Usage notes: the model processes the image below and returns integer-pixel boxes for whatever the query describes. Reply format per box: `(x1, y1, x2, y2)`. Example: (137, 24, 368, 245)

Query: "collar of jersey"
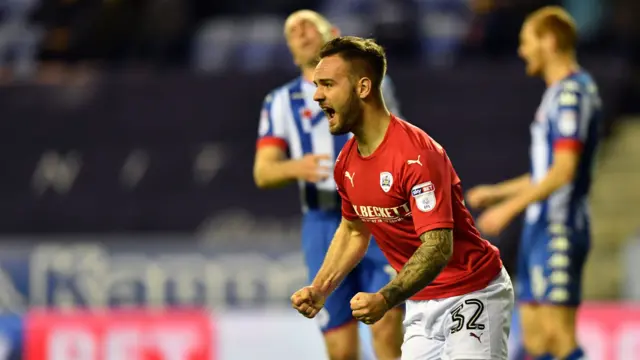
(356, 115, 396, 161)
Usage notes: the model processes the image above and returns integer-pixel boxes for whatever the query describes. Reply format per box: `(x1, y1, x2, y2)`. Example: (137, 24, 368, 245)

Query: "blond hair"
(526, 6, 578, 52)
(284, 10, 333, 40)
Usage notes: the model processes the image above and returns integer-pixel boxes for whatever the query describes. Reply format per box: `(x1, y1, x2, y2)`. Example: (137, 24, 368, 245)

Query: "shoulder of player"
(270, 80, 299, 101)
(268, 76, 303, 97)
(555, 72, 599, 97)
(393, 118, 443, 154)
(262, 80, 298, 116)
(552, 78, 588, 107)
(388, 120, 448, 185)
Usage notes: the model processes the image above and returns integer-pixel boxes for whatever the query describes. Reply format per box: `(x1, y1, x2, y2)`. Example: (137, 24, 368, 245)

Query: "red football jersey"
(335, 115, 502, 300)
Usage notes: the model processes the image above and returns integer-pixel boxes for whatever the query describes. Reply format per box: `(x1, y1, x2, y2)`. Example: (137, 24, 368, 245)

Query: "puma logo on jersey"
(470, 332, 483, 343)
(407, 155, 422, 166)
(345, 171, 355, 187)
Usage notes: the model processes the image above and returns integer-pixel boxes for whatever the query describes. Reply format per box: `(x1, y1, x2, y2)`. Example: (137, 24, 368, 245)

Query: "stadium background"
(0, 0, 639, 359)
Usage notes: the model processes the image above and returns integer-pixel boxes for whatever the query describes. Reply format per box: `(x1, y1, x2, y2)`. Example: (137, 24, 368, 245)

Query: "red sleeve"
(334, 152, 359, 221)
(553, 138, 583, 152)
(403, 150, 454, 236)
(256, 137, 288, 151)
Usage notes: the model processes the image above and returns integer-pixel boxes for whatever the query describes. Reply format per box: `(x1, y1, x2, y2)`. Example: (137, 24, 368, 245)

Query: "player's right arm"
(311, 216, 371, 295)
(466, 173, 532, 209)
(291, 167, 368, 318)
(292, 217, 370, 318)
(312, 158, 369, 295)
(253, 92, 330, 188)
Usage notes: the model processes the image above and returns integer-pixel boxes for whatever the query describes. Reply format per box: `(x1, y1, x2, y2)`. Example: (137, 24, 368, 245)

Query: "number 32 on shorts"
(449, 298, 485, 334)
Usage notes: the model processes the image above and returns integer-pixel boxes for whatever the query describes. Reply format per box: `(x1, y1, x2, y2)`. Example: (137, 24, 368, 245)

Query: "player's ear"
(541, 33, 555, 52)
(357, 77, 372, 99)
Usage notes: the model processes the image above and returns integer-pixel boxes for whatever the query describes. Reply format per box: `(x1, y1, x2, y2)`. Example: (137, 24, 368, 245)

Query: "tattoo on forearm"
(379, 229, 453, 308)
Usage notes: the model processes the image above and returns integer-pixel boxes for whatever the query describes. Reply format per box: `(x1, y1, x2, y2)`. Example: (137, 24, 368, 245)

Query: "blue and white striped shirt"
(525, 70, 602, 233)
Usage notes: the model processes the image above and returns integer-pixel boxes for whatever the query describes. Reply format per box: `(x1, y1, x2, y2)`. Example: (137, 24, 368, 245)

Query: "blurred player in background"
(292, 36, 513, 360)
(467, 6, 602, 360)
(253, 10, 403, 360)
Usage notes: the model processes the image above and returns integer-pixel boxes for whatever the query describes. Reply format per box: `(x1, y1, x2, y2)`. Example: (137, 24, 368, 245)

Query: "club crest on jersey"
(411, 181, 436, 212)
(557, 110, 577, 136)
(380, 172, 393, 192)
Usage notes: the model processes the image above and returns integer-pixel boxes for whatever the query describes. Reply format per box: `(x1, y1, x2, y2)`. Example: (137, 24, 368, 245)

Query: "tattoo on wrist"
(379, 229, 453, 308)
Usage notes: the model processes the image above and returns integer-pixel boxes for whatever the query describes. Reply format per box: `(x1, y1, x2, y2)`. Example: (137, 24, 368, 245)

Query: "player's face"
(518, 22, 545, 76)
(285, 18, 328, 68)
(313, 56, 362, 135)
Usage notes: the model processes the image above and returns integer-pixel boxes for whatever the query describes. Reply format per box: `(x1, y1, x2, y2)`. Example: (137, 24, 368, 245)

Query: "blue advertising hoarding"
(0, 240, 306, 310)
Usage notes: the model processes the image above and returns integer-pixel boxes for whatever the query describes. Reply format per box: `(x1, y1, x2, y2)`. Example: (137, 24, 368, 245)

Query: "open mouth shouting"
(321, 105, 336, 121)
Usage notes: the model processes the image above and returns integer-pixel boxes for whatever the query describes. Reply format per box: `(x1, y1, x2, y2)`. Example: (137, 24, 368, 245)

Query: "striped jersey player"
(467, 7, 601, 360)
(253, 10, 404, 360)
(520, 69, 601, 303)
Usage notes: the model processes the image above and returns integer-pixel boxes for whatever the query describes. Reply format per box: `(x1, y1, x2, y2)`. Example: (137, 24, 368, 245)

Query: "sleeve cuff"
(415, 221, 454, 236)
(553, 138, 583, 152)
(257, 136, 288, 151)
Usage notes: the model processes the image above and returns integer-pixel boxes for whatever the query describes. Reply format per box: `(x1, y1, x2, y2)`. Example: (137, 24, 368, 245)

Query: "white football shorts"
(401, 267, 514, 360)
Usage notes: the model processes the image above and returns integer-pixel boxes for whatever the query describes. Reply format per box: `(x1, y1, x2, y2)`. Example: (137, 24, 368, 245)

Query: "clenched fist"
(350, 292, 389, 325)
(291, 286, 326, 318)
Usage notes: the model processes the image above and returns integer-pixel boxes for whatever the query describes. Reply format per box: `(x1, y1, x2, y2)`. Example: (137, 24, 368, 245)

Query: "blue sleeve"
(550, 82, 590, 147)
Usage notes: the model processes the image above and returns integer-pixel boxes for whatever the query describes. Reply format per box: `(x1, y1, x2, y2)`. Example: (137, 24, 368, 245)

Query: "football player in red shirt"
(291, 36, 514, 360)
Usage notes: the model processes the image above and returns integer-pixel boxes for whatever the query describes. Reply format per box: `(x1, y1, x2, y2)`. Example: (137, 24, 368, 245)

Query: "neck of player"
(544, 53, 579, 86)
(353, 97, 391, 157)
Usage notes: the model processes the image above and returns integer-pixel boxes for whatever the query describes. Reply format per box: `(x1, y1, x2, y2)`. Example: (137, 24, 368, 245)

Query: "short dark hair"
(318, 36, 387, 89)
(528, 6, 578, 52)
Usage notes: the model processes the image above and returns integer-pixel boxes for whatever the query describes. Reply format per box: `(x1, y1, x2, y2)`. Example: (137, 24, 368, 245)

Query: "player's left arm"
(379, 228, 453, 308)
(501, 87, 588, 214)
(378, 149, 455, 308)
